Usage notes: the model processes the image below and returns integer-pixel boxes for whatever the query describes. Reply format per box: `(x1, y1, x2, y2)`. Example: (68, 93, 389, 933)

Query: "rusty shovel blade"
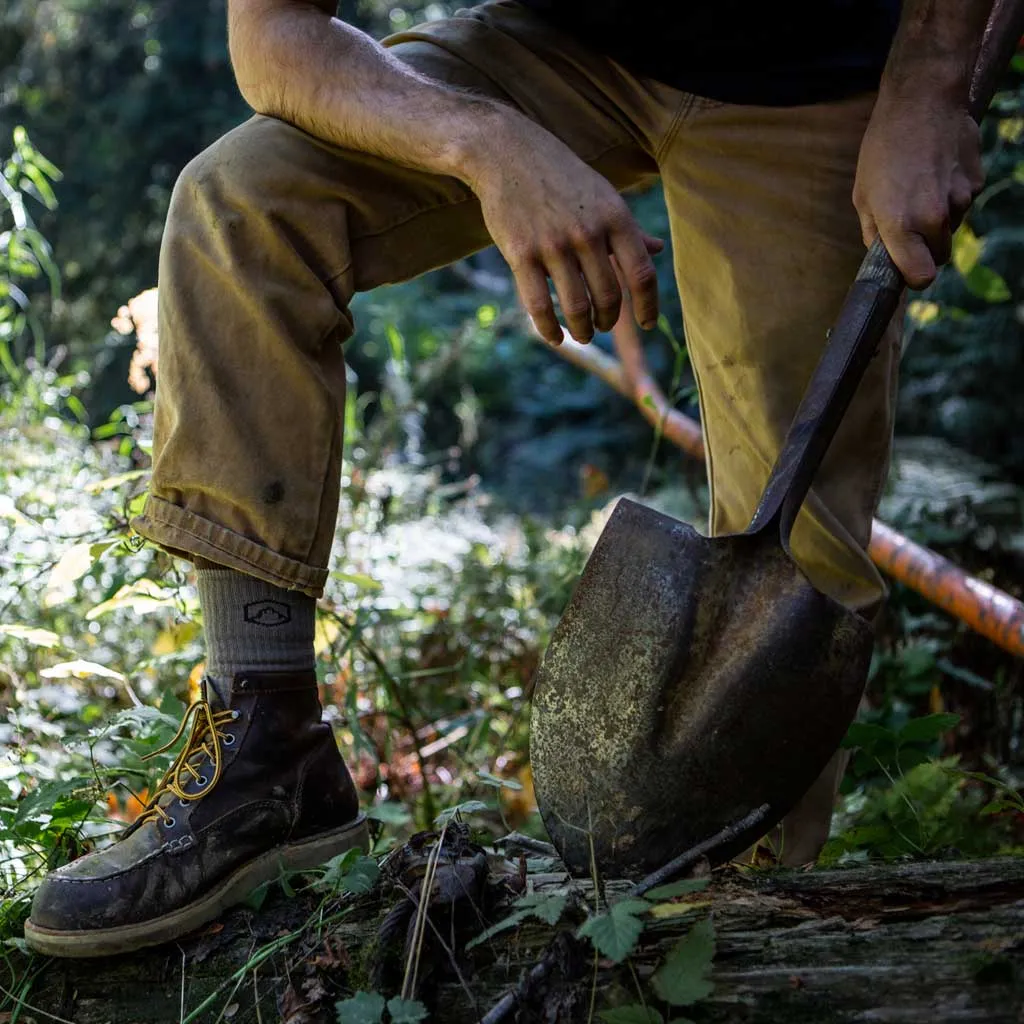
(530, 497, 873, 876)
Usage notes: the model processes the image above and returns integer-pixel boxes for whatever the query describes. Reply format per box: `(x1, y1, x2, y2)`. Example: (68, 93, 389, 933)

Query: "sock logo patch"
(243, 600, 292, 627)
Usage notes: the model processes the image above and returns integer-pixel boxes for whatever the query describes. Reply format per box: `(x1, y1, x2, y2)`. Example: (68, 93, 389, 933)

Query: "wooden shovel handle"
(747, 0, 1024, 546)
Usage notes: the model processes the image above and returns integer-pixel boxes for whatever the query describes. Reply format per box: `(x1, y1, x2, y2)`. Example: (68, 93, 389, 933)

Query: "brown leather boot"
(24, 670, 367, 957)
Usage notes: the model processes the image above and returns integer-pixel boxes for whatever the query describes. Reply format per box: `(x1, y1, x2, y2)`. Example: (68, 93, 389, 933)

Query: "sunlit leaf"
(86, 579, 176, 620)
(40, 660, 125, 682)
(84, 469, 149, 494)
(0, 625, 62, 648)
(47, 542, 96, 588)
(647, 900, 712, 920)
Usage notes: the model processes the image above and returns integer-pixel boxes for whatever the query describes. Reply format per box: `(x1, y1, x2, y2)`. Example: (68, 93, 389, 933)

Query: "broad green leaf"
(40, 659, 125, 682)
(576, 899, 650, 963)
(599, 1006, 664, 1024)
(434, 800, 490, 826)
(0, 625, 62, 648)
(386, 997, 429, 1023)
(643, 879, 710, 901)
(963, 264, 1011, 303)
(86, 579, 176, 620)
(651, 918, 716, 1007)
(48, 542, 96, 588)
(335, 991, 385, 1024)
(367, 802, 413, 827)
(899, 713, 960, 745)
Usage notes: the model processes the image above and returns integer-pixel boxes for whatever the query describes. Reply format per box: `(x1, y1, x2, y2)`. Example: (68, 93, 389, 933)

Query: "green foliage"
(599, 1007, 666, 1024)
(334, 991, 429, 1024)
(466, 891, 569, 948)
(576, 898, 652, 964)
(336, 991, 387, 1024)
(0, 127, 61, 380)
(650, 919, 716, 1007)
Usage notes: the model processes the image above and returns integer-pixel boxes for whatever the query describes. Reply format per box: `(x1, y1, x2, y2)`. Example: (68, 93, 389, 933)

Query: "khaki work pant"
(133, 2, 901, 862)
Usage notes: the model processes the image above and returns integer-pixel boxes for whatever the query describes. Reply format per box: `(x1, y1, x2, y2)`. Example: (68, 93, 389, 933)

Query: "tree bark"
(9, 855, 1024, 1024)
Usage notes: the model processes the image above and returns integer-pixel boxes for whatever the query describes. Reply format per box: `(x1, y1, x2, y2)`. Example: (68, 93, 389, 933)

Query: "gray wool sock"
(196, 568, 316, 706)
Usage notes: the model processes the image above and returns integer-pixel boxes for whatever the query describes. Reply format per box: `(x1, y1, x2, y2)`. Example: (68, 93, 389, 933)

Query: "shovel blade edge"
(530, 497, 873, 877)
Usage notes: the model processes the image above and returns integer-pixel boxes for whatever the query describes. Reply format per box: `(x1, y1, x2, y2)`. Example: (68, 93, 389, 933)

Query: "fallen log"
(9, 848, 1024, 1024)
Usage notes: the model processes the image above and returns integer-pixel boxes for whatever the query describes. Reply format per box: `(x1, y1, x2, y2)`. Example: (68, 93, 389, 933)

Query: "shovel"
(530, 0, 1024, 879)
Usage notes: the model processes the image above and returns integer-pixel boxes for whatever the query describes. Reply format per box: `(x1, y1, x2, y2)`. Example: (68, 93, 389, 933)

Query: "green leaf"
(386, 997, 429, 1023)
(476, 770, 523, 791)
(335, 991, 385, 1024)
(330, 571, 384, 592)
(367, 802, 413, 827)
(651, 918, 716, 1007)
(898, 713, 960, 745)
(896, 747, 931, 773)
(466, 892, 568, 949)
(434, 800, 490, 827)
(319, 852, 380, 896)
(643, 879, 710, 901)
(599, 1006, 664, 1024)
(952, 222, 983, 276)
(842, 722, 897, 754)
(963, 263, 1011, 302)
(576, 899, 650, 963)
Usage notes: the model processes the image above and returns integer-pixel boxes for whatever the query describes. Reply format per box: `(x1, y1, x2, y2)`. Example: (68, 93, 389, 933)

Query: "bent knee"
(169, 115, 313, 220)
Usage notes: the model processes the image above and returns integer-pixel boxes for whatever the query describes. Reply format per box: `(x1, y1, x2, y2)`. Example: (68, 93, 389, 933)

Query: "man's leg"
(660, 92, 902, 865)
(25, 3, 681, 955)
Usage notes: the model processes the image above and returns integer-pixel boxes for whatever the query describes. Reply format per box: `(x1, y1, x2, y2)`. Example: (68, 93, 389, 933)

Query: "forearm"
(881, 0, 996, 103)
(227, 0, 519, 184)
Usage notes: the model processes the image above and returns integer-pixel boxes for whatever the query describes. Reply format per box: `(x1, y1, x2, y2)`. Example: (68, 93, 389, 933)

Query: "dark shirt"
(515, 1, 902, 106)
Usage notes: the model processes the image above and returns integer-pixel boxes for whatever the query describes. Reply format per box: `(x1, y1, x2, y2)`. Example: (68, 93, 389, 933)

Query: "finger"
(642, 233, 665, 255)
(576, 244, 622, 333)
(548, 251, 595, 342)
(610, 227, 660, 329)
(961, 121, 986, 194)
(858, 209, 879, 249)
(879, 223, 938, 290)
(949, 177, 974, 230)
(515, 259, 562, 344)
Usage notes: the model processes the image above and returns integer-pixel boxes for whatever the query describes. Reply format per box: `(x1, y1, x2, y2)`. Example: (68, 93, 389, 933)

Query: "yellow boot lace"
(135, 700, 241, 827)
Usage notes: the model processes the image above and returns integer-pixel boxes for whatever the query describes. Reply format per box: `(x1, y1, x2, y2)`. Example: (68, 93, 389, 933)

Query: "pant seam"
(655, 92, 697, 165)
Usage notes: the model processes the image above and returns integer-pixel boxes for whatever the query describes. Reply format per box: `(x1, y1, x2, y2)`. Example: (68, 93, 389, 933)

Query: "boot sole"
(23, 814, 369, 958)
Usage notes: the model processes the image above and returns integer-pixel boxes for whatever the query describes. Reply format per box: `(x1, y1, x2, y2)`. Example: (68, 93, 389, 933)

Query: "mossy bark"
(8, 856, 1024, 1023)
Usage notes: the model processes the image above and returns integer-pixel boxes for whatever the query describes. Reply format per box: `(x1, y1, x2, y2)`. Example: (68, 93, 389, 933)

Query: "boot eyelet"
(164, 817, 176, 829)
(178, 799, 188, 809)
(198, 775, 209, 787)
(222, 734, 236, 746)
(231, 710, 240, 720)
